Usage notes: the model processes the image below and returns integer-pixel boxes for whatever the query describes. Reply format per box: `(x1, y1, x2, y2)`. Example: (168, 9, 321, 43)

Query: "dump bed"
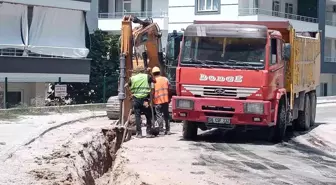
(290, 32, 320, 95)
(194, 20, 321, 95)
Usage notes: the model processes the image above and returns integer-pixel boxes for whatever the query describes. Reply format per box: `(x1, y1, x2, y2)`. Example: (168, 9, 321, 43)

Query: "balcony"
(98, 11, 169, 32)
(325, 57, 336, 63)
(239, 8, 336, 38)
(0, 47, 90, 83)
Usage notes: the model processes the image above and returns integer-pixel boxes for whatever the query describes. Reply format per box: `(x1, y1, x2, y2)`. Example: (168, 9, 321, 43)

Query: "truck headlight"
(176, 99, 194, 110)
(244, 103, 264, 114)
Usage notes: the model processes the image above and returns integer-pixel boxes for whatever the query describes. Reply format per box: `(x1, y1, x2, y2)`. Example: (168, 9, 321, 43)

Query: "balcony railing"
(0, 48, 85, 59)
(325, 56, 336, 63)
(239, 8, 336, 26)
(98, 11, 168, 19)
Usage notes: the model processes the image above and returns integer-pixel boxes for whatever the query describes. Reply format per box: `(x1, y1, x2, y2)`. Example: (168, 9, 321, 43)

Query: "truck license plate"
(207, 117, 231, 124)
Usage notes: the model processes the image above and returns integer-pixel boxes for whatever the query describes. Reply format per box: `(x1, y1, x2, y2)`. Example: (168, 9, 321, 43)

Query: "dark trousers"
(132, 97, 152, 133)
(154, 102, 170, 131)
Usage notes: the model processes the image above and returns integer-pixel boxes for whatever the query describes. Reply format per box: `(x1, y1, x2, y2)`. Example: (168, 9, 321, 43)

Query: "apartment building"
(94, 0, 169, 45)
(95, 0, 336, 96)
(0, 0, 91, 108)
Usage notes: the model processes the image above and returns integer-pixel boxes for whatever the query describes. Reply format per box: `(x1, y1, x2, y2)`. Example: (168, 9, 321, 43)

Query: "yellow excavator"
(117, 15, 165, 137)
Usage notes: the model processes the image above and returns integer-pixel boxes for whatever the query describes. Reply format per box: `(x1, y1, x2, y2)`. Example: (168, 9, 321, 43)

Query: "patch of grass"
(0, 112, 20, 121)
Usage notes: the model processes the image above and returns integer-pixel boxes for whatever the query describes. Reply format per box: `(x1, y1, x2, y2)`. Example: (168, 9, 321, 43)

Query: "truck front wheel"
(182, 121, 198, 140)
(271, 100, 287, 143)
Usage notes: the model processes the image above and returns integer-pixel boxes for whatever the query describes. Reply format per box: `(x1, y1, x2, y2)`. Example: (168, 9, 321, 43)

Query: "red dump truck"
(172, 21, 321, 142)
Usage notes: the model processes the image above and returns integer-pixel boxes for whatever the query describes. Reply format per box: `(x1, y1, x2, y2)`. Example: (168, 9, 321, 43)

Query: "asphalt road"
(113, 104, 336, 185)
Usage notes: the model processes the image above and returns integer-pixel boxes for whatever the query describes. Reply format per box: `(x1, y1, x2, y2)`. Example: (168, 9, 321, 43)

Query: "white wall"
(168, 0, 242, 31)
(0, 82, 47, 107)
(98, 17, 168, 31)
(317, 73, 336, 96)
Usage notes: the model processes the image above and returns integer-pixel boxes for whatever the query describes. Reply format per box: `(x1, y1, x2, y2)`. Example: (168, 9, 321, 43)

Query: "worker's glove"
(143, 101, 149, 108)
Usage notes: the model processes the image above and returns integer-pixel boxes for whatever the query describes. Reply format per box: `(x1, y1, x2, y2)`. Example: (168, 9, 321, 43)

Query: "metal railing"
(98, 11, 168, 19)
(239, 8, 336, 26)
(325, 56, 336, 63)
(0, 47, 87, 59)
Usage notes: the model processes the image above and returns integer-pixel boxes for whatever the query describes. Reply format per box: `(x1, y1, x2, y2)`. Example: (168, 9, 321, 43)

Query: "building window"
(285, 3, 293, 19)
(320, 83, 328, 96)
(141, 0, 152, 17)
(195, 0, 220, 14)
(254, 0, 259, 9)
(272, 1, 280, 17)
(123, 0, 131, 13)
(98, 0, 109, 14)
(7, 91, 22, 108)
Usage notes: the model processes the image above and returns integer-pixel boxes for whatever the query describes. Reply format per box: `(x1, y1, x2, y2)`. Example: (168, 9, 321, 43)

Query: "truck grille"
(204, 87, 237, 97)
(182, 85, 259, 98)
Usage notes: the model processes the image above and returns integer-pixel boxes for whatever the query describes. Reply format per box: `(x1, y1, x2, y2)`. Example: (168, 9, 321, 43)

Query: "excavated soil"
(27, 127, 123, 185)
(0, 117, 132, 185)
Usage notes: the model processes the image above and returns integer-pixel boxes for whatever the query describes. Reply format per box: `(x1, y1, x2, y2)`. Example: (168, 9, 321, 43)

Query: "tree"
(47, 30, 120, 104)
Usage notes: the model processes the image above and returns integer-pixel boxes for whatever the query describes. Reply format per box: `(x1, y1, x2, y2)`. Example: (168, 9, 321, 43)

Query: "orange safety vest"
(153, 76, 169, 105)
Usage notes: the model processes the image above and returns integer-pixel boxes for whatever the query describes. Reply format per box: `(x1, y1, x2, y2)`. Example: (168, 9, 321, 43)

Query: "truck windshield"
(180, 36, 266, 69)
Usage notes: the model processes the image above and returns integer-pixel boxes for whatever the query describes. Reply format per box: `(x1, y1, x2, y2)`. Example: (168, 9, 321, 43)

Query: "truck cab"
(172, 22, 320, 142)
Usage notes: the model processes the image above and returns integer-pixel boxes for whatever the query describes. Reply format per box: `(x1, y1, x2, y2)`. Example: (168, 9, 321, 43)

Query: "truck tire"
(271, 100, 287, 143)
(309, 92, 317, 127)
(182, 121, 198, 140)
(295, 94, 311, 131)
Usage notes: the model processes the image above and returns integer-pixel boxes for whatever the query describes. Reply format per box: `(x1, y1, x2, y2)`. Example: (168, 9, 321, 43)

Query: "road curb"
(317, 101, 336, 105)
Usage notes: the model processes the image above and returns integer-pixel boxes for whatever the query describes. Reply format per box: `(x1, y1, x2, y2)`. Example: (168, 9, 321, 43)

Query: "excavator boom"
(117, 15, 165, 126)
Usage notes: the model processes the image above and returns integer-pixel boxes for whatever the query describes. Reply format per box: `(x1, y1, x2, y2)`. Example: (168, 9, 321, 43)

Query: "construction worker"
(152, 66, 171, 135)
(127, 66, 156, 138)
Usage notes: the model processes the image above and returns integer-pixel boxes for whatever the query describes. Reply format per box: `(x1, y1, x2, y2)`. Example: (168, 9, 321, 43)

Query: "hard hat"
(152, 66, 160, 73)
(133, 66, 145, 73)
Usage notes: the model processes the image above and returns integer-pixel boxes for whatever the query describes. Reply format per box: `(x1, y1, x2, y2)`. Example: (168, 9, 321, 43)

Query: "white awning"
(0, 3, 28, 50)
(28, 6, 89, 58)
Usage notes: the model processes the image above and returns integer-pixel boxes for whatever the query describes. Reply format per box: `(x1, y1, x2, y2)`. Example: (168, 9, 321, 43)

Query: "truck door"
(269, 38, 285, 93)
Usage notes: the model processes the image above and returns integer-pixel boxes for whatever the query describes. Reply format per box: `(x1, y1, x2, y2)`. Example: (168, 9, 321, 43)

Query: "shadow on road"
(179, 122, 327, 146)
(179, 122, 336, 161)
(283, 122, 326, 142)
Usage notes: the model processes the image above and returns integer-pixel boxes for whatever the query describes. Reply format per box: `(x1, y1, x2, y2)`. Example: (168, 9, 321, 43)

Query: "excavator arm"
(118, 15, 165, 126)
